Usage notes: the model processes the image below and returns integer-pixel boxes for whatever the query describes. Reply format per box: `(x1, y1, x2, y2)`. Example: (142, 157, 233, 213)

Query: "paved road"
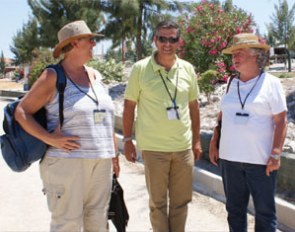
(0, 97, 254, 232)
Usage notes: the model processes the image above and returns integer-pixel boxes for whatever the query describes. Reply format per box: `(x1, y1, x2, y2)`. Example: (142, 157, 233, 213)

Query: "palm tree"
(101, 0, 186, 61)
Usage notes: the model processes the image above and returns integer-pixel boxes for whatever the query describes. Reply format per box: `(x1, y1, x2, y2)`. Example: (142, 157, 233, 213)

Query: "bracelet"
(270, 154, 280, 160)
(122, 137, 132, 143)
(115, 151, 120, 157)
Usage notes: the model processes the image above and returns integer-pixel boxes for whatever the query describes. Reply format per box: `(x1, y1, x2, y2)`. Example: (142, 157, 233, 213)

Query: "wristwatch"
(270, 154, 281, 160)
(122, 137, 132, 143)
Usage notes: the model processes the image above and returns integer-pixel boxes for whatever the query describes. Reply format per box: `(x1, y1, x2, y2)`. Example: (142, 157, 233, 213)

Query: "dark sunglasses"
(79, 37, 96, 42)
(156, 36, 179, 44)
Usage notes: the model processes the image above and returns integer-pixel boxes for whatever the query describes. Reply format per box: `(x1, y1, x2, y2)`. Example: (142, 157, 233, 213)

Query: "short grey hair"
(249, 48, 269, 69)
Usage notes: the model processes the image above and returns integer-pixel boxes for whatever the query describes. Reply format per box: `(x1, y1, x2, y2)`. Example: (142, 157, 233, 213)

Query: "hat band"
(234, 40, 260, 46)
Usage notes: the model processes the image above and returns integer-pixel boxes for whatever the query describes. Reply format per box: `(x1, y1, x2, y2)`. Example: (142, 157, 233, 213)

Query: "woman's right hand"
(46, 125, 80, 152)
(209, 140, 219, 166)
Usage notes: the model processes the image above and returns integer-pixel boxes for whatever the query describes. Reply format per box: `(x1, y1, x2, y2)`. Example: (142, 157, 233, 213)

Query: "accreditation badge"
(234, 111, 250, 125)
(93, 109, 106, 124)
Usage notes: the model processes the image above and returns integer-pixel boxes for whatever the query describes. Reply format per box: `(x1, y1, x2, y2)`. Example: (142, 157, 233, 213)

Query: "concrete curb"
(115, 134, 295, 231)
(1, 91, 295, 231)
(0, 90, 26, 98)
(192, 166, 295, 231)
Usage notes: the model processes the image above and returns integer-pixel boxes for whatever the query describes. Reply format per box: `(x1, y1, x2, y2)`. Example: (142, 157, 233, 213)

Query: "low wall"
(115, 117, 295, 201)
(199, 131, 295, 200)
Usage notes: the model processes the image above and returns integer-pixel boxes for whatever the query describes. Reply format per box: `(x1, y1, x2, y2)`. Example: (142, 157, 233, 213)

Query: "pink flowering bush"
(178, 0, 253, 82)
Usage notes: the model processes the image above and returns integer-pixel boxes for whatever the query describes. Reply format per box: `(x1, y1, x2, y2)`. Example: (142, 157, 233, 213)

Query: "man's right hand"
(124, 140, 137, 163)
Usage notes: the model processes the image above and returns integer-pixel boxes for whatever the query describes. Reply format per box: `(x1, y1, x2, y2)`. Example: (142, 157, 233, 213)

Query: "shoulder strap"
(226, 75, 235, 93)
(46, 64, 67, 127)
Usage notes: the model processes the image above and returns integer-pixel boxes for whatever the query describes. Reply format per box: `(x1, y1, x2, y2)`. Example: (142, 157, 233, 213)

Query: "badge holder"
(93, 109, 106, 124)
(166, 106, 180, 120)
(234, 112, 249, 125)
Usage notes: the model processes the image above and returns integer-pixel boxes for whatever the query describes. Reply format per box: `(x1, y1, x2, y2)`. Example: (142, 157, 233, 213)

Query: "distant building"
(270, 46, 295, 64)
(4, 58, 18, 79)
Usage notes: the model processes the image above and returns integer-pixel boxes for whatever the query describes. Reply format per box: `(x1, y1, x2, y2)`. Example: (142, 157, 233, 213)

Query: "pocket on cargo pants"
(40, 156, 65, 212)
(42, 184, 65, 212)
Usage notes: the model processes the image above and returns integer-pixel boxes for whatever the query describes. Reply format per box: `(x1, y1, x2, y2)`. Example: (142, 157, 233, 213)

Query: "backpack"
(0, 64, 67, 172)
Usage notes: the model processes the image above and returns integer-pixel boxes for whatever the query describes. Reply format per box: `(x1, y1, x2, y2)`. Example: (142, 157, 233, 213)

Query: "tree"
(0, 51, 5, 76)
(101, 0, 186, 61)
(134, 0, 186, 60)
(266, 0, 295, 72)
(10, 18, 39, 65)
(28, 0, 105, 48)
(178, 0, 253, 81)
(99, 0, 139, 62)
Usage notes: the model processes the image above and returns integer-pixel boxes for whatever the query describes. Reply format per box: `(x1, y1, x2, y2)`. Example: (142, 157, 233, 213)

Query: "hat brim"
(222, 44, 270, 54)
(53, 33, 103, 58)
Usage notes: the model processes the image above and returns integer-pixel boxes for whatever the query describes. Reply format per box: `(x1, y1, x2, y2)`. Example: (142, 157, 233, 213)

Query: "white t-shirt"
(219, 72, 287, 165)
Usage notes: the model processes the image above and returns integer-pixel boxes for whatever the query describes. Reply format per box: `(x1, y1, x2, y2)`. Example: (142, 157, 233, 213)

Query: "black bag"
(108, 174, 129, 232)
(0, 64, 67, 172)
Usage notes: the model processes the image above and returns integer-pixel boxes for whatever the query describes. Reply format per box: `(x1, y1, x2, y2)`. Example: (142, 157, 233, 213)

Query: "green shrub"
(199, 70, 218, 102)
(278, 73, 294, 79)
(29, 50, 125, 88)
(88, 59, 125, 83)
(29, 49, 55, 88)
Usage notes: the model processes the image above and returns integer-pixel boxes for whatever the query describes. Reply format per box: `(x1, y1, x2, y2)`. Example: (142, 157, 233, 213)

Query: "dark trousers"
(220, 159, 277, 232)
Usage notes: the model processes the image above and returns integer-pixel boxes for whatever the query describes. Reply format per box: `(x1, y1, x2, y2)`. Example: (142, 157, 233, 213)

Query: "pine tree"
(266, 0, 295, 71)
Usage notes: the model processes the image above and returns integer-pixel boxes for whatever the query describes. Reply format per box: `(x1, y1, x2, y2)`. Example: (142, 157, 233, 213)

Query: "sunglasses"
(156, 36, 179, 44)
(79, 37, 96, 43)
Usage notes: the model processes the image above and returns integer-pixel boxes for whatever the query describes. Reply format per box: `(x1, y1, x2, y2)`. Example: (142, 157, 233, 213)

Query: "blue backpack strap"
(46, 63, 67, 127)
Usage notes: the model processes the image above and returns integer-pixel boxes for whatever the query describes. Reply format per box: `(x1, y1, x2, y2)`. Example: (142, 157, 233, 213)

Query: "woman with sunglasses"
(123, 20, 202, 232)
(15, 20, 119, 232)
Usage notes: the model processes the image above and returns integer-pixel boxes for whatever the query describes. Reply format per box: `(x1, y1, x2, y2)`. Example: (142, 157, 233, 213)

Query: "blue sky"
(0, 0, 294, 59)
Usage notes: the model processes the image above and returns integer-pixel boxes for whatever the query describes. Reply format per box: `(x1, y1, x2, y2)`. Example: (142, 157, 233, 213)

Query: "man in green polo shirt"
(123, 20, 202, 232)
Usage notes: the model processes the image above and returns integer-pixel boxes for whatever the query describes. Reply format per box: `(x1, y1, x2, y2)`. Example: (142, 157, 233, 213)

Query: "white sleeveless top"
(45, 67, 115, 159)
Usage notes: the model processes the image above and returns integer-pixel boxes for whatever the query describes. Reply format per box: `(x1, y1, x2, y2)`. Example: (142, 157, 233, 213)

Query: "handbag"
(108, 174, 129, 232)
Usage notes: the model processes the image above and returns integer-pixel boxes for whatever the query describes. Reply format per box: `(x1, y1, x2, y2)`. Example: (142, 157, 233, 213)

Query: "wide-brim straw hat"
(53, 20, 103, 58)
(222, 33, 270, 54)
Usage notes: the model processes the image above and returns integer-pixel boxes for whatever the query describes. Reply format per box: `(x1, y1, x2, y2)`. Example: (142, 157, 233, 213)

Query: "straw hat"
(222, 33, 270, 54)
(53, 20, 103, 58)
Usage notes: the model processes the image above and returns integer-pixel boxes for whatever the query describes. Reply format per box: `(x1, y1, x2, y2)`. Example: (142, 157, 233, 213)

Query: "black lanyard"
(67, 71, 99, 107)
(237, 71, 263, 110)
(158, 67, 179, 108)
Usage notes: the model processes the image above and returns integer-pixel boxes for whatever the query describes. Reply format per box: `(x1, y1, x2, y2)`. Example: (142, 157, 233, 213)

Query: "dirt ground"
(0, 78, 24, 90)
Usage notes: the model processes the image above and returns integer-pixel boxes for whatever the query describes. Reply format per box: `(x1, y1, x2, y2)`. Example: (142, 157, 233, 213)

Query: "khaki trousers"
(142, 149, 194, 232)
(40, 156, 112, 232)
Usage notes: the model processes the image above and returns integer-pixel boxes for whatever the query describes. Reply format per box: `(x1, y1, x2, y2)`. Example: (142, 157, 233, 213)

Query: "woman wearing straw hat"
(209, 33, 287, 232)
(15, 20, 119, 231)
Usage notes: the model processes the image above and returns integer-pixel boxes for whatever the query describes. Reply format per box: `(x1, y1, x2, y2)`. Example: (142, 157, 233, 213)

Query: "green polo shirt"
(124, 53, 199, 152)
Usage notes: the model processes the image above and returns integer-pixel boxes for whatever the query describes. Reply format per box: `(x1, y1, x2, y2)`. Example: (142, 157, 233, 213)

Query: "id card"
(93, 109, 106, 124)
(234, 112, 249, 125)
(167, 107, 179, 120)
